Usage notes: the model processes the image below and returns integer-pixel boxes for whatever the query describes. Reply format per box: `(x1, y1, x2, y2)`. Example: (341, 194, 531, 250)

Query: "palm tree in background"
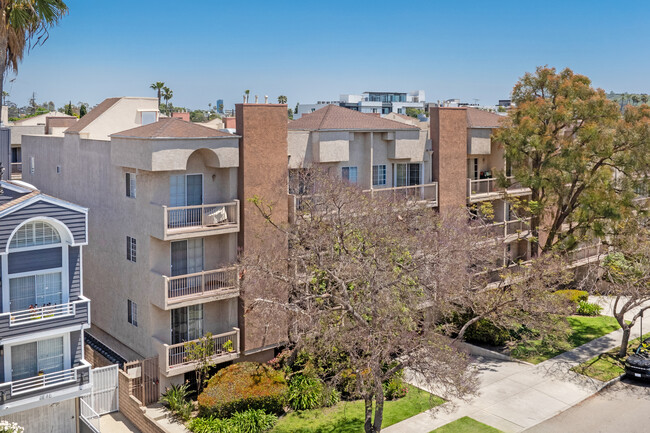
(162, 86, 173, 115)
(150, 81, 165, 107)
(641, 94, 648, 105)
(0, 1, 68, 121)
(277, 95, 287, 104)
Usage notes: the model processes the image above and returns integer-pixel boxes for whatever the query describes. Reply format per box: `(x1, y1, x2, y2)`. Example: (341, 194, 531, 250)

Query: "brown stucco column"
(430, 107, 468, 211)
(235, 103, 289, 355)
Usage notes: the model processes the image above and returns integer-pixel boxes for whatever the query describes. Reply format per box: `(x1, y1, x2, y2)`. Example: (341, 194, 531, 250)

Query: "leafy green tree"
(64, 100, 73, 116)
(277, 95, 287, 104)
(79, 103, 86, 117)
(150, 81, 165, 107)
(184, 333, 215, 393)
(0, 1, 68, 114)
(494, 67, 650, 256)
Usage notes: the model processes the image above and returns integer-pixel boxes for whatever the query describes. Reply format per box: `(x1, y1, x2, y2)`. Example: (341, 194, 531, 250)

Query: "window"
(126, 236, 136, 262)
(11, 336, 64, 381)
(342, 167, 358, 184)
(9, 221, 61, 249)
(141, 111, 157, 125)
(373, 165, 386, 186)
(395, 163, 421, 187)
(10, 272, 63, 311)
(127, 299, 138, 326)
(171, 305, 204, 344)
(126, 173, 136, 198)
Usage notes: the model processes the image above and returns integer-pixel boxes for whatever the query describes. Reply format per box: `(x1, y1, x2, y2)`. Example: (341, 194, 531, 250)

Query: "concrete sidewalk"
(384, 308, 645, 433)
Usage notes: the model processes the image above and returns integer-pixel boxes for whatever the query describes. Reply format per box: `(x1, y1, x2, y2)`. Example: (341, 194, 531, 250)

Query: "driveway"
(524, 378, 650, 433)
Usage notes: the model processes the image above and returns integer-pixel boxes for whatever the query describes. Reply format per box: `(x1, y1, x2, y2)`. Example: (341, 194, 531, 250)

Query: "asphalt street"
(524, 378, 650, 433)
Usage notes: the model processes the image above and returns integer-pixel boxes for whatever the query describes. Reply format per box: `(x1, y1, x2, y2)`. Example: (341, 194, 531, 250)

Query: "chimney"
(264, 95, 268, 104)
(254, 95, 259, 104)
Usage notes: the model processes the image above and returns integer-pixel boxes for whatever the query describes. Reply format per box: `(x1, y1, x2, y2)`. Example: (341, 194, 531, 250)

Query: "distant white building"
(296, 91, 425, 119)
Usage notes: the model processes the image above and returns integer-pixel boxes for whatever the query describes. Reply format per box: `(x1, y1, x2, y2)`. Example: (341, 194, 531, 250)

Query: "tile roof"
(111, 117, 235, 139)
(65, 97, 121, 133)
(466, 108, 506, 128)
(289, 105, 418, 131)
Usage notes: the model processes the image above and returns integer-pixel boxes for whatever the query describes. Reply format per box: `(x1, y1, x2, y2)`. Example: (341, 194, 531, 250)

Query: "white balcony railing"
(161, 328, 240, 373)
(2, 300, 83, 326)
(10, 366, 80, 396)
(363, 182, 438, 206)
(10, 162, 22, 179)
(468, 176, 528, 199)
(163, 200, 239, 236)
(164, 267, 239, 305)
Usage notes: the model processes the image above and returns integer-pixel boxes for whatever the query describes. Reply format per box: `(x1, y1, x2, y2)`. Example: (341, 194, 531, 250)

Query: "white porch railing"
(163, 200, 239, 233)
(468, 176, 526, 197)
(80, 397, 101, 433)
(164, 267, 238, 305)
(1, 299, 87, 326)
(10, 162, 22, 179)
(164, 328, 239, 371)
(363, 182, 438, 206)
(10, 366, 80, 395)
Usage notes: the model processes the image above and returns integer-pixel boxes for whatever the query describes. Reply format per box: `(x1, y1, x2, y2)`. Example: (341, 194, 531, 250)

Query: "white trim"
(0, 182, 32, 194)
(4, 216, 75, 254)
(7, 242, 66, 254)
(0, 323, 87, 346)
(0, 194, 88, 220)
(4, 332, 71, 382)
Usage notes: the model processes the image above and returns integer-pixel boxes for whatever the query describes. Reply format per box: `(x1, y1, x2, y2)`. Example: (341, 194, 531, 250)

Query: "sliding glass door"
(11, 336, 65, 380)
(9, 272, 63, 311)
(171, 305, 204, 344)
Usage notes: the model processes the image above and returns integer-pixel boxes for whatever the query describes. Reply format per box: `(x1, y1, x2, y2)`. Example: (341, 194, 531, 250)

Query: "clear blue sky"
(6, 0, 650, 110)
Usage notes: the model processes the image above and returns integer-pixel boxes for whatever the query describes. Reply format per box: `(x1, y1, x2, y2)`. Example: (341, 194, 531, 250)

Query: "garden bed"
(271, 384, 443, 433)
(571, 332, 650, 382)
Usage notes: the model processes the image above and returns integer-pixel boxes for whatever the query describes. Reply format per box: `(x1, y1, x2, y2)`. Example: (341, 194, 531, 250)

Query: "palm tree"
(244, 89, 250, 103)
(162, 86, 173, 115)
(641, 94, 648, 105)
(150, 81, 165, 107)
(0, 1, 68, 120)
(277, 95, 287, 104)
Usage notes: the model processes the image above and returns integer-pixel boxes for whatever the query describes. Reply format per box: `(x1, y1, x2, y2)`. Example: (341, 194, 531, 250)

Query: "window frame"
(372, 164, 387, 187)
(126, 172, 136, 198)
(126, 236, 137, 262)
(127, 299, 138, 326)
(342, 166, 358, 184)
(4, 333, 71, 382)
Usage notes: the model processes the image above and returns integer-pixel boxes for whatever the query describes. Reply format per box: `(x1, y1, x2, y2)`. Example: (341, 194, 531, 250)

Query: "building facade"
(0, 181, 92, 433)
(295, 90, 426, 119)
(21, 97, 288, 391)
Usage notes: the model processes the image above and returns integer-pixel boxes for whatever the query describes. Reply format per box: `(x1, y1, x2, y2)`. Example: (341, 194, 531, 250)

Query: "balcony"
(467, 176, 531, 202)
(152, 266, 240, 310)
(363, 182, 438, 207)
(567, 244, 604, 268)
(155, 328, 240, 376)
(0, 362, 92, 415)
(0, 297, 90, 341)
(156, 200, 240, 241)
(10, 162, 21, 180)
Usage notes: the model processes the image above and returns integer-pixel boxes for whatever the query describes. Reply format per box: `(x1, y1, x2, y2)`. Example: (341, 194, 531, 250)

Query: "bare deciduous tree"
(241, 169, 571, 433)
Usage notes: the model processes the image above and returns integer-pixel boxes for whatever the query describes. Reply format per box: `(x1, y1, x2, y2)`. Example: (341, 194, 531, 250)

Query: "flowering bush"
(0, 421, 24, 433)
(197, 362, 287, 418)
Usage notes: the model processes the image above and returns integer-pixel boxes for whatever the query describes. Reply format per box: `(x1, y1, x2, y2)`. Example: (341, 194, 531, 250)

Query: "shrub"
(160, 383, 193, 421)
(198, 362, 287, 418)
(0, 421, 24, 433)
(228, 409, 277, 433)
(321, 386, 341, 407)
(287, 373, 324, 411)
(554, 289, 589, 304)
(383, 375, 409, 400)
(464, 318, 512, 346)
(577, 301, 603, 316)
(188, 415, 232, 433)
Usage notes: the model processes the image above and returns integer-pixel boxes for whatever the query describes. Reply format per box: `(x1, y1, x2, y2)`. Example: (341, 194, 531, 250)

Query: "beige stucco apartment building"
(21, 97, 288, 390)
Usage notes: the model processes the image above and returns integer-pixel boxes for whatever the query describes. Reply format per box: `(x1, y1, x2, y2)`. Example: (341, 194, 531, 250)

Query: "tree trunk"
(529, 187, 541, 257)
(372, 379, 385, 433)
(364, 395, 374, 433)
(0, 34, 7, 126)
(618, 326, 631, 358)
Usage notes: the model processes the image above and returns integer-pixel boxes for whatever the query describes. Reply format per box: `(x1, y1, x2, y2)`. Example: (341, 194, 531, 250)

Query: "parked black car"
(625, 338, 650, 381)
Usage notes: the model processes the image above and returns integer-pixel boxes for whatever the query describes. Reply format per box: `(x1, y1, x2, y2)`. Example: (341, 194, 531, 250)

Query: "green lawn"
(271, 384, 443, 433)
(572, 332, 650, 382)
(429, 417, 503, 433)
(512, 315, 621, 364)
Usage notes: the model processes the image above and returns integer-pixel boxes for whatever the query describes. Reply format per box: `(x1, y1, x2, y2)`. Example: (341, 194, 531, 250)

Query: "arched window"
(9, 221, 61, 249)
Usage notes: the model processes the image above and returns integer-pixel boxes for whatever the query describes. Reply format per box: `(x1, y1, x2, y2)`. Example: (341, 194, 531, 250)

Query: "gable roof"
(466, 108, 505, 128)
(289, 105, 418, 131)
(12, 111, 74, 125)
(111, 117, 235, 139)
(65, 97, 121, 133)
